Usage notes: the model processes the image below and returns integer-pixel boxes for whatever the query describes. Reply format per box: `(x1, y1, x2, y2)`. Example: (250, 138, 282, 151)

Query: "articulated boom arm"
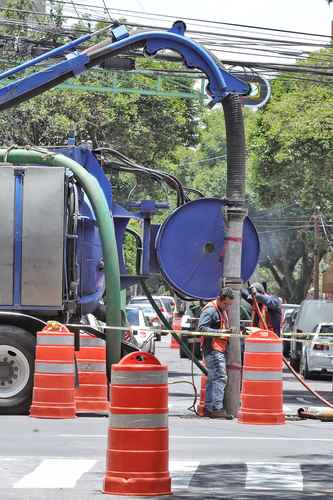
(0, 21, 250, 111)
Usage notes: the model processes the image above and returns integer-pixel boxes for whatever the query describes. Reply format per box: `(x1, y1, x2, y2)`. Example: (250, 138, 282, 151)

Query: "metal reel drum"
(155, 198, 260, 301)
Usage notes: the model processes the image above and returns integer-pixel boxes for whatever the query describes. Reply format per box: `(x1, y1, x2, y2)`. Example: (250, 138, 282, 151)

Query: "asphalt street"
(1, 335, 333, 500)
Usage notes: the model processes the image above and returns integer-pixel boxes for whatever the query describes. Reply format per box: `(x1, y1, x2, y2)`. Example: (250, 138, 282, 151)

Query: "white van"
(290, 300, 333, 371)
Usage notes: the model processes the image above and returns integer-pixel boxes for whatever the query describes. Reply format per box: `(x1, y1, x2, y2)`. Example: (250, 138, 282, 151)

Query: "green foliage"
(0, 68, 201, 166)
(247, 50, 333, 301)
(161, 108, 228, 199)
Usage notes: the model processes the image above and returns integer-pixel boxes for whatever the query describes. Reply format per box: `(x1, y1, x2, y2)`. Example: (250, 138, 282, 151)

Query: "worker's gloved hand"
(241, 288, 252, 301)
(249, 285, 257, 296)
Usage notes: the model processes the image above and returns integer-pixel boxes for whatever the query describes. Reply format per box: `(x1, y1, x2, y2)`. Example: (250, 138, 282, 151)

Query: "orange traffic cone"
(197, 373, 208, 416)
(238, 329, 285, 425)
(30, 322, 75, 419)
(75, 333, 108, 415)
(170, 313, 182, 348)
(104, 352, 171, 496)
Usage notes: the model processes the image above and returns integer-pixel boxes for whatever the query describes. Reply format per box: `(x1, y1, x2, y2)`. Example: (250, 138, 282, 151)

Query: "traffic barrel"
(238, 329, 285, 425)
(30, 322, 75, 419)
(103, 352, 171, 496)
(197, 373, 207, 417)
(170, 313, 182, 348)
(75, 333, 108, 415)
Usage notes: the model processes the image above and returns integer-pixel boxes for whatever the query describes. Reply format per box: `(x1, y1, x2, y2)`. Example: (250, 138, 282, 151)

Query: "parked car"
(282, 304, 300, 332)
(290, 300, 333, 370)
(128, 302, 161, 328)
(129, 296, 173, 323)
(281, 304, 300, 358)
(300, 323, 333, 378)
(126, 306, 155, 354)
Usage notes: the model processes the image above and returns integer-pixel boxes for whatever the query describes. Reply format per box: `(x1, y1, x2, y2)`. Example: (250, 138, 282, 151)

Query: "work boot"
(209, 410, 233, 419)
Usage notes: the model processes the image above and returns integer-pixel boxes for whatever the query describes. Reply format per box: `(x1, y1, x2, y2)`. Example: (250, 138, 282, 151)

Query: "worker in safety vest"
(198, 287, 234, 419)
(242, 282, 282, 336)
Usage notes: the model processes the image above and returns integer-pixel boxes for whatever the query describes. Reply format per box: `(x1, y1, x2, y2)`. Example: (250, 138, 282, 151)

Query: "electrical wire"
(101, 0, 114, 22)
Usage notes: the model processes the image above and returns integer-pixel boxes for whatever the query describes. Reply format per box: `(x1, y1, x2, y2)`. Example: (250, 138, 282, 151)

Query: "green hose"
(0, 147, 121, 375)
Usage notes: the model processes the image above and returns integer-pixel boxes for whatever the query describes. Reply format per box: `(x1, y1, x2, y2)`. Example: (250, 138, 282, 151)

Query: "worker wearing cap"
(198, 287, 234, 419)
(242, 282, 282, 336)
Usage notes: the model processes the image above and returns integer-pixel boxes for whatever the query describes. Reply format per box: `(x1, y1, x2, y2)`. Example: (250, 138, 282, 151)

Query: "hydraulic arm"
(0, 21, 250, 111)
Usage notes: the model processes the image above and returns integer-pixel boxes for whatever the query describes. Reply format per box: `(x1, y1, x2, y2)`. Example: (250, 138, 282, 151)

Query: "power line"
(50, 2, 333, 41)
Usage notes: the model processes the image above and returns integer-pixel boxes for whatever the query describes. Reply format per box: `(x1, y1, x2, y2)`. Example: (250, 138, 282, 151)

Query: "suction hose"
(0, 147, 121, 379)
(223, 94, 246, 203)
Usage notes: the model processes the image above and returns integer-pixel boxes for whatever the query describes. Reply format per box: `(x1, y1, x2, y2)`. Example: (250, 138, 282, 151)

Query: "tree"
(247, 50, 333, 301)
(160, 108, 228, 198)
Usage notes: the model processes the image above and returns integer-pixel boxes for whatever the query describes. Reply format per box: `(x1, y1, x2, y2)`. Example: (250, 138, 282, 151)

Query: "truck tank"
(0, 145, 137, 413)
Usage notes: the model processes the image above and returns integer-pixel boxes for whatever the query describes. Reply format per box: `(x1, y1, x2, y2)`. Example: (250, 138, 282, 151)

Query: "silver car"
(300, 323, 333, 378)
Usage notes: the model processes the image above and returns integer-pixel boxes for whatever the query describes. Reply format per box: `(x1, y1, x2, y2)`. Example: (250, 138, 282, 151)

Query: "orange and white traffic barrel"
(238, 329, 285, 425)
(75, 333, 108, 415)
(103, 352, 171, 496)
(30, 322, 75, 419)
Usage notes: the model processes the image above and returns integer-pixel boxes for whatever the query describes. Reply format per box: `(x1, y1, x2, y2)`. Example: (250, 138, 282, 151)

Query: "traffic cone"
(75, 333, 108, 415)
(170, 313, 182, 348)
(238, 329, 285, 425)
(30, 322, 76, 419)
(104, 352, 171, 496)
(197, 373, 207, 416)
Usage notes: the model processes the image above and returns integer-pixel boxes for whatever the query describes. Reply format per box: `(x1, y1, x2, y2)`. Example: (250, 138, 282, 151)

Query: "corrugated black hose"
(223, 94, 246, 203)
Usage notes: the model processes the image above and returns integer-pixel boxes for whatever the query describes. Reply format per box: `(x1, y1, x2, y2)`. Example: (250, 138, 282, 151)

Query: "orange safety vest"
(201, 300, 229, 353)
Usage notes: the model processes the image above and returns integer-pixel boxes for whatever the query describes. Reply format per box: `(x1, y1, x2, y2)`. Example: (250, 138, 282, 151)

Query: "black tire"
(0, 325, 35, 415)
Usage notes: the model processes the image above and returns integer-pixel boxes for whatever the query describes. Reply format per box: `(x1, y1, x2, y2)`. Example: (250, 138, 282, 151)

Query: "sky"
(101, 0, 333, 36)
(65, 0, 333, 65)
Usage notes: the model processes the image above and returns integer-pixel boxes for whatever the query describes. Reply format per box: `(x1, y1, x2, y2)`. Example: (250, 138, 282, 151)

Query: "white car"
(300, 323, 333, 378)
(129, 296, 173, 323)
(126, 306, 155, 354)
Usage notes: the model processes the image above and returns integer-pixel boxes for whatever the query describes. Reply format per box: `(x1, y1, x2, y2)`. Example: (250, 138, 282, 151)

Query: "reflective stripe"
(78, 362, 106, 372)
(245, 342, 281, 353)
(109, 412, 168, 428)
(111, 370, 167, 385)
(37, 335, 73, 346)
(79, 336, 104, 347)
(243, 370, 282, 381)
(35, 362, 74, 373)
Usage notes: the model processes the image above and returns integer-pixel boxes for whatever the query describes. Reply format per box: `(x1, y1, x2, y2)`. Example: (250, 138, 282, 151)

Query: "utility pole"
(222, 95, 247, 418)
(313, 206, 321, 300)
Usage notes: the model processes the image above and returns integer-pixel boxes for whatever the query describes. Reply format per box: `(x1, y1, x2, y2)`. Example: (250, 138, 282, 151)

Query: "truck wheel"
(0, 325, 35, 415)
